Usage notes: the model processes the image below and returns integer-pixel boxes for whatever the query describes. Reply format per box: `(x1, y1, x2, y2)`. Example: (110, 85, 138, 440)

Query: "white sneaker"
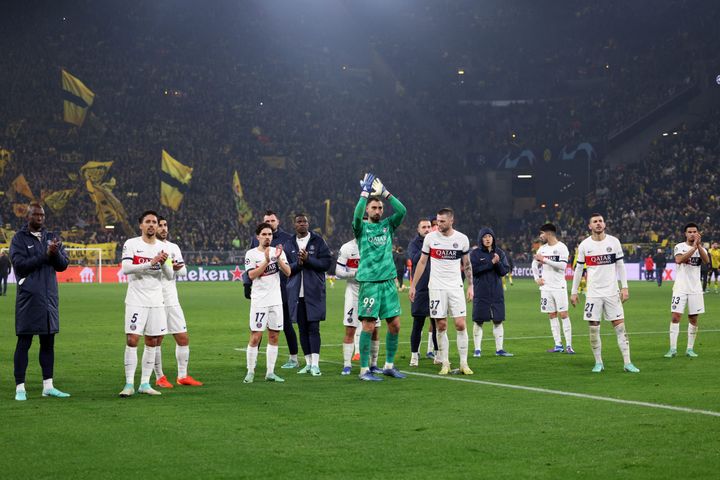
(409, 357, 419, 367)
(118, 383, 135, 397)
(138, 383, 162, 395)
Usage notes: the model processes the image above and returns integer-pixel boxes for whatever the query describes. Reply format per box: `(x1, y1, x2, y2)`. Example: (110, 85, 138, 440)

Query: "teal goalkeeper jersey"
(352, 195, 407, 282)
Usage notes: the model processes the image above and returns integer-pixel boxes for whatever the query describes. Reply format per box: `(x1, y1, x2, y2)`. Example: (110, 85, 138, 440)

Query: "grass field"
(1, 279, 719, 479)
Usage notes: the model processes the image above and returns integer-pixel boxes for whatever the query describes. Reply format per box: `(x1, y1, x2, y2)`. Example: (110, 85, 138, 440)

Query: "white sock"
(614, 323, 631, 364)
(589, 326, 602, 363)
(176, 345, 189, 378)
(426, 331, 434, 354)
(492, 323, 504, 351)
(549, 317, 562, 345)
(289, 354, 298, 362)
(246, 345, 258, 373)
(42, 378, 54, 391)
(438, 329, 449, 365)
(304, 354, 311, 366)
(472, 322, 483, 351)
(154, 346, 164, 378)
(561, 316, 573, 346)
(141, 346, 157, 384)
(311, 353, 320, 367)
(457, 329, 469, 366)
(669, 322, 679, 350)
(124, 346, 138, 385)
(687, 323, 698, 350)
(411, 352, 419, 363)
(371, 340, 380, 367)
(383, 361, 394, 370)
(266, 344, 278, 376)
(16, 383, 26, 393)
(342, 342, 354, 367)
(354, 329, 361, 355)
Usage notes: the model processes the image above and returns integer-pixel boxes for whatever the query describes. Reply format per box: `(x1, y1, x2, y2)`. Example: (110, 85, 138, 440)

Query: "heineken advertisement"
(176, 265, 246, 282)
(8, 264, 250, 284)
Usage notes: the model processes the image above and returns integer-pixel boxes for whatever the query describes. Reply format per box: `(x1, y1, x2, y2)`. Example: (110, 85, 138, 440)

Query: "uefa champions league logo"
(716, 74, 720, 85)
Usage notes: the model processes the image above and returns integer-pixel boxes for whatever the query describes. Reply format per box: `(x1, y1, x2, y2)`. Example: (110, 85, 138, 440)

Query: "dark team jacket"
(244, 227, 294, 299)
(408, 234, 431, 317)
(470, 227, 510, 322)
(10, 226, 69, 335)
(284, 232, 332, 322)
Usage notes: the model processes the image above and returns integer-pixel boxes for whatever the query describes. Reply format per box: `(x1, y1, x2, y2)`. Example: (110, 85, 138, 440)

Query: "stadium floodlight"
(517, 174, 532, 179)
(662, 132, 669, 136)
(104, 225, 114, 229)
(457, 69, 465, 75)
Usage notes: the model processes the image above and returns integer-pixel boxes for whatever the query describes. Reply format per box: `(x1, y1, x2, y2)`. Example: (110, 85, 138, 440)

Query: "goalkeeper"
(353, 173, 407, 381)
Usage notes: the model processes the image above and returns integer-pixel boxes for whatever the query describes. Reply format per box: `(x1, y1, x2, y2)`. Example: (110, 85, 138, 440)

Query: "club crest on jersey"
(130, 324, 137, 331)
(256, 322, 263, 329)
(606, 247, 612, 252)
(431, 310, 437, 316)
(453, 243, 458, 248)
(586, 312, 592, 318)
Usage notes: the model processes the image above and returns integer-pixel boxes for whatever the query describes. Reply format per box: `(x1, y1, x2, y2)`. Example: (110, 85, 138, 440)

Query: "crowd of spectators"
(1, 0, 718, 264)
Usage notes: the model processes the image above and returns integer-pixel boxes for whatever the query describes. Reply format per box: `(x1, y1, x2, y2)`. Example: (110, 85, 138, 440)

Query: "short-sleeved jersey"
(337, 239, 360, 295)
(673, 242, 703, 294)
(537, 241, 569, 291)
(575, 234, 624, 297)
(122, 236, 167, 307)
(160, 240, 184, 307)
(245, 247, 287, 307)
(421, 230, 469, 290)
(709, 247, 720, 269)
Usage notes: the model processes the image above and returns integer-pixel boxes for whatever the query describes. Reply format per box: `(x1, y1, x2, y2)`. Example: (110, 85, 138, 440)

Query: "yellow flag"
(44, 188, 77, 213)
(233, 170, 253, 225)
(324, 199, 335, 237)
(161, 150, 192, 211)
(62, 69, 95, 127)
(0, 148, 11, 178)
(80, 160, 113, 184)
(85, 180, 133, 236)
(10, 174, 34, 200)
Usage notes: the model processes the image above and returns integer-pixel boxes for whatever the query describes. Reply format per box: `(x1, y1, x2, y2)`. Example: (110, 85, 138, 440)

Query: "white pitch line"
(402, 371, 720, 418)
(232, 349, 720, 418)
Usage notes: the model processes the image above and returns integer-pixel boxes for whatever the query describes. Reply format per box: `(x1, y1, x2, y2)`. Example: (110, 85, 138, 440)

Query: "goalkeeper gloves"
(359, 172, 376, 196)
(371, 177, 390, 198)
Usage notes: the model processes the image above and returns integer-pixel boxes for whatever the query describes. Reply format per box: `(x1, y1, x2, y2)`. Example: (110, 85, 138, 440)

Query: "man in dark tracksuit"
(284, 214, 332, 376)
(0, 250, 11, 295)
(653, 248, 667, 287)
(246, 209, 299, 368)
(10, 203, 70, 401)
(470, 227, 513, 357)
(408, 218, 437, 365)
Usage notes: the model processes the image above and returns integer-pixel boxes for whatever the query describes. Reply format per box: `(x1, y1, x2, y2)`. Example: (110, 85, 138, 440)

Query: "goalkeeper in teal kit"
(353, 173, 407, 381)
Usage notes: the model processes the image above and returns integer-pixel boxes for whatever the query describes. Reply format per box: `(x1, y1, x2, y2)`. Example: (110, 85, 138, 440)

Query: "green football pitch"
(1, 279, 719, 479)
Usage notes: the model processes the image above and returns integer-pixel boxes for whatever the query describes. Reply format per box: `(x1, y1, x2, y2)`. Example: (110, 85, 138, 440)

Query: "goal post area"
(64, 247, 104, 283)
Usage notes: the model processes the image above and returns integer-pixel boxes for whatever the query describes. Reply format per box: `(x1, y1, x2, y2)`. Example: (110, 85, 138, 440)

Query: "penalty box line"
(233, 348, 720, 418)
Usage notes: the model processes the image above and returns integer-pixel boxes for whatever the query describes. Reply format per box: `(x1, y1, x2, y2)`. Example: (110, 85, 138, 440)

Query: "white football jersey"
(673, 242, 703, 294)
(576, 234, 624, 297)
(160, 240, 185, 307)
(245, 247, 287, 307)
(122, 236, 167, 307)
(537, 241, 569, 291)
(337, 239, 360, 296)
(422, 230, 470, 290)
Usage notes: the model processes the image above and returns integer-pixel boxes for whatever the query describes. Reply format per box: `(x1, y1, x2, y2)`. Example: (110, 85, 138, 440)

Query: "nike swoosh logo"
(160, 328, 166, 332)
(28, 245, 34, 249)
